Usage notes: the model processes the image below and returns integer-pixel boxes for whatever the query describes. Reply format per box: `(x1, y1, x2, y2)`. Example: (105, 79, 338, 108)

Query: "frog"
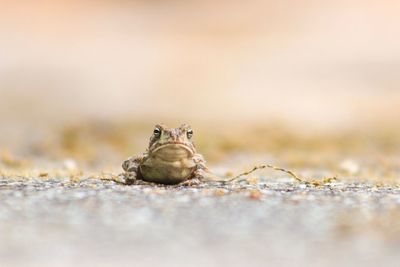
(121, 124, 220, 185)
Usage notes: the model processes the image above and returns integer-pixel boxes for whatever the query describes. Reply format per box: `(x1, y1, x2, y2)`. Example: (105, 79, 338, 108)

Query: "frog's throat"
(150, 142, 195, 156)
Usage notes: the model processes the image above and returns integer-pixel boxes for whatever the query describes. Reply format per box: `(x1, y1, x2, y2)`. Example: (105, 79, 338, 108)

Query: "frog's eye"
(153, 128, 161, 138)
(187, 129, 193, 139)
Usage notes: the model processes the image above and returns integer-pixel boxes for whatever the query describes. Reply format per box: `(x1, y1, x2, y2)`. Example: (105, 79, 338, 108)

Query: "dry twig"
(225, 164, 304, 183)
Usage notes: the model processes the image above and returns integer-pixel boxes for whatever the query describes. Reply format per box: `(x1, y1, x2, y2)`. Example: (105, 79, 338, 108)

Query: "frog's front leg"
(192, 153, 222, 182)
(122, 154, 145, 184)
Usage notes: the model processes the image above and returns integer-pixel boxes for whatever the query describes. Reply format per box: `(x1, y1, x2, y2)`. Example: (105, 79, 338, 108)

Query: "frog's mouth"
(151, 142, 194, 161)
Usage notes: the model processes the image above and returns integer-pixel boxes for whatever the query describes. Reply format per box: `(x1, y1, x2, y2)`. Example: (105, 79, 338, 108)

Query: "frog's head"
(147, 124, 196, 161)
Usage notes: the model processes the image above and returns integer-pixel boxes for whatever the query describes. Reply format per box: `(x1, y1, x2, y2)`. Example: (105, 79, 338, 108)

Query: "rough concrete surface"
(1, 176, 400, 267)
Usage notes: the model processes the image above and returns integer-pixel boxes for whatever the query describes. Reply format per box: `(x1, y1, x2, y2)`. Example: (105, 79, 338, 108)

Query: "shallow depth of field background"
(0, 0, 399, 176)
(1, 0, 399, 124)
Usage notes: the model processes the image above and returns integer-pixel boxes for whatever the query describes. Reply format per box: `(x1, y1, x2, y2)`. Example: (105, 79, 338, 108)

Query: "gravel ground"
(1, 177, 400, 267)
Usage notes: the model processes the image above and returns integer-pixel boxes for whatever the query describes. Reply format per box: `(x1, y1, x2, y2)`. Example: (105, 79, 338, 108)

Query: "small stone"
(63, 159, 78, 171)
(339, 159, 360, 174)
(248, 189, 262, 200)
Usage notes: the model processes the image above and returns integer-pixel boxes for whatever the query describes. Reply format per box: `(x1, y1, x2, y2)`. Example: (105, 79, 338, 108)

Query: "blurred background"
(1, 0, 400, 124)
(0, 0, 399, 175)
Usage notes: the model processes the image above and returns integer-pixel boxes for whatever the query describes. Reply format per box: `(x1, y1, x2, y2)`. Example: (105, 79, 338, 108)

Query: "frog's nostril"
(170, 130, 179, 141)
